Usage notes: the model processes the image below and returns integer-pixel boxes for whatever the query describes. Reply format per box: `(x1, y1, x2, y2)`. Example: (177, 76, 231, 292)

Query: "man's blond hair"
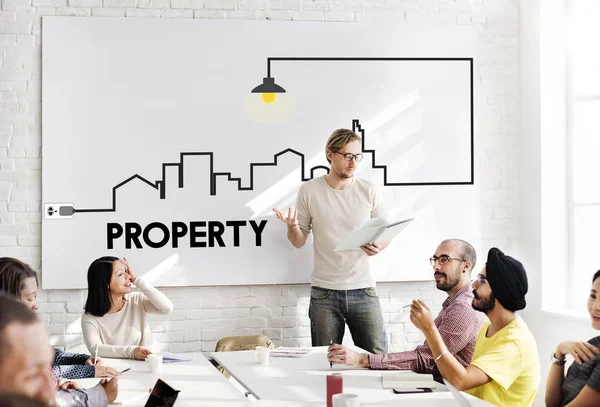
(325, 128, 361, 164)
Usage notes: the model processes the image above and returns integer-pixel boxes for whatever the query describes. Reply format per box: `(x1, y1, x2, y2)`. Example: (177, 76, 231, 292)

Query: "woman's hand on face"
(556, 341, 600, 364)
(133, 346, 152, 360)
(121, 257, 137, 282)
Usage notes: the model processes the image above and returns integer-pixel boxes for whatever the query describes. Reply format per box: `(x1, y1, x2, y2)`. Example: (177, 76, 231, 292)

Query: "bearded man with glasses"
(410, 247, 541, 407)
(273, 128, 389, 354)
(327, 239, 485, 382)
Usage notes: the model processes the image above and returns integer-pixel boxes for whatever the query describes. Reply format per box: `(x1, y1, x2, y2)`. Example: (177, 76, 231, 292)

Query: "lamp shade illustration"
(251, 77, 286, 104)
(243, 75, 295, 124)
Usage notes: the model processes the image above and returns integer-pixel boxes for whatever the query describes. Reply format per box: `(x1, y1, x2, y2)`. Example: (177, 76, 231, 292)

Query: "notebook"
(381, 371, 437, 390)
(443, 378, 473, 407)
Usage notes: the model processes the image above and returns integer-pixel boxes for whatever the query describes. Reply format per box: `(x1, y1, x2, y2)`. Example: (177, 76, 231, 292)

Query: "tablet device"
(144, 378, 180, 407)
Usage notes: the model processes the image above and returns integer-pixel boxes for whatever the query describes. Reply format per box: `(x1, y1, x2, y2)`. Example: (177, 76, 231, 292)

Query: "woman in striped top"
(545, 270, 600, 406)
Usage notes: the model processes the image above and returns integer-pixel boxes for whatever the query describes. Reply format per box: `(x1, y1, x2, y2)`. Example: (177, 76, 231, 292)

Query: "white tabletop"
(73, 352, 248, 406)
(211, 346, 495, 407)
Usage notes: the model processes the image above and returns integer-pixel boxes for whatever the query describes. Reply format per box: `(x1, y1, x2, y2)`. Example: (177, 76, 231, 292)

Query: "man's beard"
(473, 290, 496, 313)
(332, 166, 354, 179)
(435, 272, 461, 292)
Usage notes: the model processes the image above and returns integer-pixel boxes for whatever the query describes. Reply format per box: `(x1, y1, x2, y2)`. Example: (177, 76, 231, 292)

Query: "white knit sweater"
(81, 277, 173, 359)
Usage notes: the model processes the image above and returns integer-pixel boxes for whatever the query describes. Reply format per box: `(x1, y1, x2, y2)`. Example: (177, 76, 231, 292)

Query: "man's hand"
(327, 344, 369, 368)
(273, 207, 298, 227)
(85, 356, 102, 366)
(133, 346, 153, 360)
(409, 300, 436, 333)
(556, 341, 600, 365)
(99, 377, 119, 403)
(95, 365, 122, 378)
(59, 381, 80, 390)
(360, 242, 382, 257)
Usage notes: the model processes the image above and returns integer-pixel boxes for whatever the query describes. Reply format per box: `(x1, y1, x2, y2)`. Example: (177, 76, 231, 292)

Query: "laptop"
(144, 378, 180, 407)
(443, 378, 472, 407)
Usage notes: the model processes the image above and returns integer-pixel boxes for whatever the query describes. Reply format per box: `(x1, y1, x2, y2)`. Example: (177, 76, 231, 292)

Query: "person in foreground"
(0, 293, 118, 406)
(82, 257, 173, 360)
(0, 392, 47, 407)
(327, 239, 485, 382)
(273, 128, 389, 354)
(410, 247, 540, 407)
(0, 257, 121, 380)
(545, 270, 600, 407)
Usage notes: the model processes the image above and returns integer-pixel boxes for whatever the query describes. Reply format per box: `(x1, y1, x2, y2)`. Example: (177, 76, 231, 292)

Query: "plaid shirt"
(369, 283, 485, 381)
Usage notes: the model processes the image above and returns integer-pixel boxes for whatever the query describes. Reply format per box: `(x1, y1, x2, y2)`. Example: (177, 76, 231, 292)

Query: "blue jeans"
(308, 286, 388, 354)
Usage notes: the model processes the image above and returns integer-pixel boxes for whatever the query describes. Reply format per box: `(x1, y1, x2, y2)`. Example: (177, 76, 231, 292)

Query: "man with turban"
(410, 247, 540, 407)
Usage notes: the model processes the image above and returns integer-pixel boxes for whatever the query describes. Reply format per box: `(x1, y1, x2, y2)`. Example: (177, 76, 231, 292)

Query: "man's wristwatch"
(551, 353, 566, 365)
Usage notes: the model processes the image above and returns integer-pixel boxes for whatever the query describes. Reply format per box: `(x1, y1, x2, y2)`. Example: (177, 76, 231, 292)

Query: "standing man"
(273, 128, 389, 353)
(410, 248, 540, 407)
(328, 239, 485, 383)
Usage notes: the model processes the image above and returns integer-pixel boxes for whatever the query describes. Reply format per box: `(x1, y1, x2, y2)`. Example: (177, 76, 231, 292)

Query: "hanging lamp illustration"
(251, 77, 286, 104)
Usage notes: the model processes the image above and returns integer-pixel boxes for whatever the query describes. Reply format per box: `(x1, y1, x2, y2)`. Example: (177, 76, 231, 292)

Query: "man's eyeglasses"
(429, 255, 466, 266)
(334, 151, 364, 162)
(476, 274, 488, 284)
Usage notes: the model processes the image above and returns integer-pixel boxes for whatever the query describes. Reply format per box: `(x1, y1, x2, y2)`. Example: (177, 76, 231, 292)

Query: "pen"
(121, 367, 131, 373)
(402, 304, 412, 309)
(329, 339, 333, 368)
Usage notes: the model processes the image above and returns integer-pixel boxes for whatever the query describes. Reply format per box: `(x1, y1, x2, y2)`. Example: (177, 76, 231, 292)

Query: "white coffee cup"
(146, 353, 163, 373)
(255, 346, 270, 365)
(332, 393, 359, 407)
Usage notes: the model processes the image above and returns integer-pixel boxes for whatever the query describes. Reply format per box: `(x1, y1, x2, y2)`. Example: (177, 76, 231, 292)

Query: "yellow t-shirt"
(466, 317, 540, 407)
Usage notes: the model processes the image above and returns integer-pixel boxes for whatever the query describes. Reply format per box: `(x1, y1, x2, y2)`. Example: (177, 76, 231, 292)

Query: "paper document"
(335, 217, 414, 251)
(270, 347, 314, 358)
(444, 378, 473, 407)
(161, 352, 192, 363)
(381, 371, 437, 390)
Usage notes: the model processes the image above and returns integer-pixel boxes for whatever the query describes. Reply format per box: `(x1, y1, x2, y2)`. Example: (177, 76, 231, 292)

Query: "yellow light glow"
(261, 93, 277, 104)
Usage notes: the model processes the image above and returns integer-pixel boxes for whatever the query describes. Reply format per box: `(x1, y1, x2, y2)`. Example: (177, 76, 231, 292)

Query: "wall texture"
(0, 0, 520, 353)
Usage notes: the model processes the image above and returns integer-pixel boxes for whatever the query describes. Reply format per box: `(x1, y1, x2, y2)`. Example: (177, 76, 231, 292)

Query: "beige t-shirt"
(296, 176, 387, 290)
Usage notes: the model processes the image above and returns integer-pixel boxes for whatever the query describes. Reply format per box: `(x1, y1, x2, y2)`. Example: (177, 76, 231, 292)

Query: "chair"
(212, 335, 275, 380)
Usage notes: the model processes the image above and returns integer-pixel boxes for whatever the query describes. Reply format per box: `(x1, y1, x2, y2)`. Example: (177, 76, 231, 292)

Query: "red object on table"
(326, 373, 343, 407)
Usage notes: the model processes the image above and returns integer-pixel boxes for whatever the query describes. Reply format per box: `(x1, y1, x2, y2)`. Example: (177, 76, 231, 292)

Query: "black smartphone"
(393, 387, 433, 394)
(145, 379, 180, 407)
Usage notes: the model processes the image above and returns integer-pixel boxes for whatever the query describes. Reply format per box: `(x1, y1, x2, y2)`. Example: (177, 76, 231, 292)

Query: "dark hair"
(84, 256, 119, 317)
(594, 270, 600, 283)
(0, 293, 38, 361)
(0, 257, 38, 299)
(0, 392, 47, 407)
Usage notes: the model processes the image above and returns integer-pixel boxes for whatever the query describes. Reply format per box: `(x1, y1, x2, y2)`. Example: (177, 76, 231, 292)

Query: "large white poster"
(42, 17, 479, 289)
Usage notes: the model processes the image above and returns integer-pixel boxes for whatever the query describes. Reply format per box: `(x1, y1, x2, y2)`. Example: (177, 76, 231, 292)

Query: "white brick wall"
(0, 0, 520, 354)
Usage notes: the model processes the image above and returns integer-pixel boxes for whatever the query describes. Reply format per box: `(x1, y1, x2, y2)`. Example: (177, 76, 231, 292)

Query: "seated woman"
(0, 258, 119, 406)
(82, 257, 173, 360)
(0, 257, 119, 380)
(545, 270, 600, 406)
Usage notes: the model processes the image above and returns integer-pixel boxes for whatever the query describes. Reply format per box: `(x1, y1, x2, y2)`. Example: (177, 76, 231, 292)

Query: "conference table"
(73, 352, 253, 406)
(211, 346, 496, 407)
(72, 348, 494, 406)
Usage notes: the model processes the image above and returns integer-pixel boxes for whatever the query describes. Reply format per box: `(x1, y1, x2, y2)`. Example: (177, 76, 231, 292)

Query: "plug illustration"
(44, 203, 75, 219)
